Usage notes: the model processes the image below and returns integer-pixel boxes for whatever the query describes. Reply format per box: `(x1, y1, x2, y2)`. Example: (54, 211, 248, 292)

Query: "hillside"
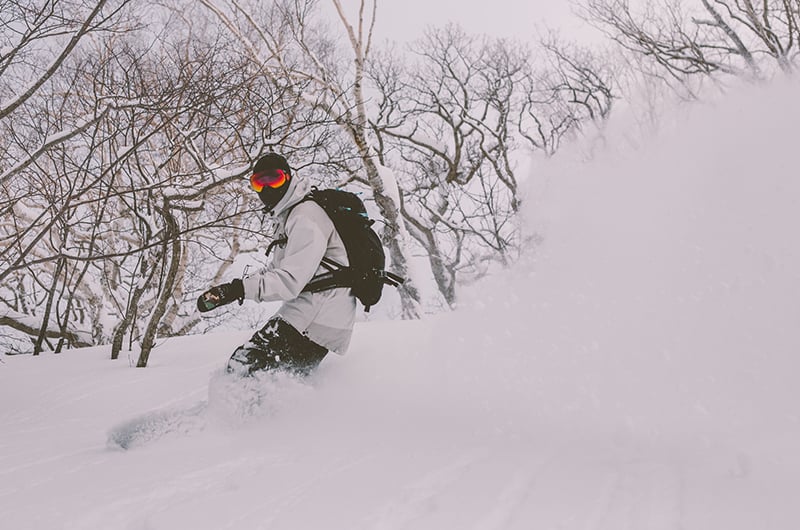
(2, 78, 799, 530)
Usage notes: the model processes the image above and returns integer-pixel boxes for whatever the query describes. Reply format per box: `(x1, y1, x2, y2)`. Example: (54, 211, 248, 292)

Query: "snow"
(376, 161, 402, 211)
(0, 307, 45, 332)
(2, 78, 800, 529)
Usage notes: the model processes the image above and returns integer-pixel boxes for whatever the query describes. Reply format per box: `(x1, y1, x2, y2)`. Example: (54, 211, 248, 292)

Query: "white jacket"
(241, 178, 356, 354)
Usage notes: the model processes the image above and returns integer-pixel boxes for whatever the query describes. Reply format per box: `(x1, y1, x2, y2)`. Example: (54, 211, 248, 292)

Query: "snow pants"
(227, 317, 328, 376)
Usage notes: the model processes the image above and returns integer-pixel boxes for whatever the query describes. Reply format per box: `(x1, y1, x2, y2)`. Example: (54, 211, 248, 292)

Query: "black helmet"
(250, 153, 292, 211)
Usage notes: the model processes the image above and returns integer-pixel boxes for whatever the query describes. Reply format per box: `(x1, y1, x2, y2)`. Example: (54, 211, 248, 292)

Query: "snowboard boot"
(226, 317, 328, 376)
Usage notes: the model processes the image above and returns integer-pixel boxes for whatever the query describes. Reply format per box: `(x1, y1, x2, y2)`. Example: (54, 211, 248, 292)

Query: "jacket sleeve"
(242, 203, 331, 302)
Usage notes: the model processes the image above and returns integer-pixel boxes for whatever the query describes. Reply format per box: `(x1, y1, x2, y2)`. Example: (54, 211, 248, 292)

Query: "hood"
(266, 174, 312, 218)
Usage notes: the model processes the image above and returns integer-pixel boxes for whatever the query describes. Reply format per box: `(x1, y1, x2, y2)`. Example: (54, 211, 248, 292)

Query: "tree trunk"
(111, 253, 155, 360)
(33, 257, 65, 355)
(111, 282, 147, 360)
(55, 258, 94, 353)
(359, 148, 422, 318)
(137, 206, 181, 367)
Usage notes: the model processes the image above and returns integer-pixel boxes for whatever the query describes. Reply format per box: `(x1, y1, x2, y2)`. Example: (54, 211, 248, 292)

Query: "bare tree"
(0, 0, 138, 351)
(580, 0, 800, 97)
(1, 2, 336, 360)
(0, 0, 134, 121)
(0, 0, 135, 184)
(368, 26, 614, 307)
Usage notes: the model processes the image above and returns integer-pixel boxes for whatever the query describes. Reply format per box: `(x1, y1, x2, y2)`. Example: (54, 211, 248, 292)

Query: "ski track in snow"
(231, 451, 384, 530)
(577, 460, 685, 530)
(362, 448, 489, 530)
(70, 455, 260, 530)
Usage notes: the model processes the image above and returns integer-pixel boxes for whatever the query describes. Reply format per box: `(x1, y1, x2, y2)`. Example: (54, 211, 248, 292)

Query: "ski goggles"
(250, 168, 289, 192)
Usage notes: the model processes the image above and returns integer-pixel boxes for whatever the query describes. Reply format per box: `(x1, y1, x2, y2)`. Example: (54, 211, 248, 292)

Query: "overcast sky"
(329, 0, 599, 44)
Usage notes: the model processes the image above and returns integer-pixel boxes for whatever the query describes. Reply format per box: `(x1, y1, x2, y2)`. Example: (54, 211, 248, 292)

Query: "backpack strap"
(264, 236, 288, 257)
(302, 268, 405, 312)
(303, 269, 405, 293)
(280, 187, 407, 307)
(381, 270, 406, 287)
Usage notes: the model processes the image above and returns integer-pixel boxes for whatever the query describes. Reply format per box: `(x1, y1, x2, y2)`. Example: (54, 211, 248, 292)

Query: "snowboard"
(107, 369, 312, 450)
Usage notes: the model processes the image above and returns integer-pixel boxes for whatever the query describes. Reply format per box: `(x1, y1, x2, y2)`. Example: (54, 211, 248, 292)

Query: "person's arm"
(242, 203, 330, 302)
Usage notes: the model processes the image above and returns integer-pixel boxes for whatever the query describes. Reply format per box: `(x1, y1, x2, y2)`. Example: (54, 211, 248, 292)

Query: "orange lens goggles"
(250, 169, 288, 192)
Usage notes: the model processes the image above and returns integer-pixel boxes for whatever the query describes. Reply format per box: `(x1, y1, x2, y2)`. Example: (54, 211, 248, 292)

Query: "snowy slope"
(2, 78, 800, 530)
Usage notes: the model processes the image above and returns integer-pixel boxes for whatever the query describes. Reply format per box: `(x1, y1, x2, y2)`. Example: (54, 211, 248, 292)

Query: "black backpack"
(295, 188, 404, 311)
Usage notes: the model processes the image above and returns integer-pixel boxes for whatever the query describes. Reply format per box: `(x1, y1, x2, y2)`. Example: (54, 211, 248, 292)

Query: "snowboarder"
(197, 153, 356, 376)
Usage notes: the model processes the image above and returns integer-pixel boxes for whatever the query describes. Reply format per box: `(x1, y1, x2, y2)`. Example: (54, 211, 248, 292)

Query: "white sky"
(329, 0, 599, 44)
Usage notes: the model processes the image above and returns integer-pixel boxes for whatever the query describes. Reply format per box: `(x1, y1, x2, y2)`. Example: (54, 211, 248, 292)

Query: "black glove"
(197, 279, 244, 313)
